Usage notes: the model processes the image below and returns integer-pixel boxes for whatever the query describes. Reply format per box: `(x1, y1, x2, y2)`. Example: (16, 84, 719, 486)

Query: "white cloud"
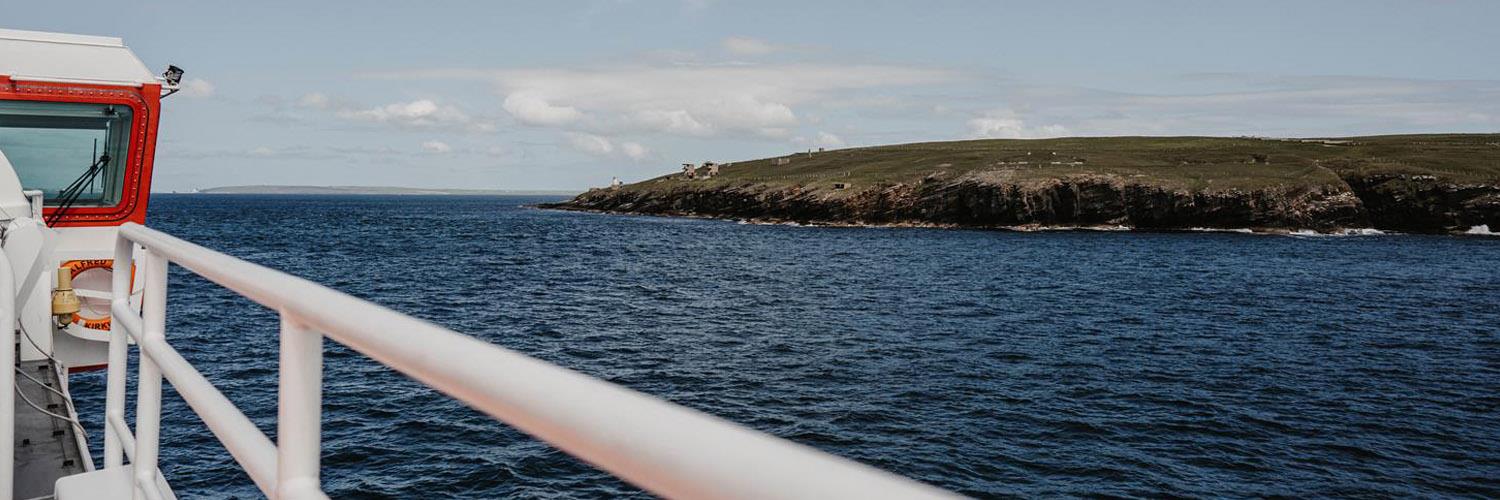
(360, 57, 1500, 147)
(631, 109, 715, 136)
(179, 78, 215, 98)
(492, 64, 950, 138)
(567, 133, 651, 162)
(792, 131, 848, 149)
(620, 141, 650, 160)
(187, 145, 347, 161)
(344, 99, 467, 127)
(421, 140, 452, 154)
(168, 142, 524, 163)
(722, 36, 776, 56)
(954, 75, 1500, 137)
(371, 64, 956, 141)
(813, 131, 845, 148)
(503, 92, 584, 126)
(967, 109, 1069, 139)
(298, 92, 331, 109)
(568, 132, 615, 156)
(295, 94, 495, 133)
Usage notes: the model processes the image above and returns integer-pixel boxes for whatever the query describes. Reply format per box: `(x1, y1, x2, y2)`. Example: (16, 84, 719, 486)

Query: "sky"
(7, 0, 1500, 192)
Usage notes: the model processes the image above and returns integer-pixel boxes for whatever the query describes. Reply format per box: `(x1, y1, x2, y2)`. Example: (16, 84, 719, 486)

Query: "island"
(543, 134, 1500, 234)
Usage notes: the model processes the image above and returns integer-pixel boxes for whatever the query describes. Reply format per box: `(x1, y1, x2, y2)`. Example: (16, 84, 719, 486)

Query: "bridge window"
(0, 100, 133, 207)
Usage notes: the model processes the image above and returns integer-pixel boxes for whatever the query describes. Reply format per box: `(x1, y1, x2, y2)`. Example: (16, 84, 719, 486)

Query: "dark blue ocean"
(69, 195, 1500, 498)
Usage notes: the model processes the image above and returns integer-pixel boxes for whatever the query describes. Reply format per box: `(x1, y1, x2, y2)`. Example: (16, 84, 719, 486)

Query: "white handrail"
(101, 222, 955, 499)
(0, 254, 15, 500)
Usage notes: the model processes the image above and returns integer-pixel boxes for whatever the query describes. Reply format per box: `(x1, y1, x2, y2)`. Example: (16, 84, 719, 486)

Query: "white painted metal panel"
(53, 465, 176, 500)
(0, 151, 35, 220)
(0, 28, 157, 86)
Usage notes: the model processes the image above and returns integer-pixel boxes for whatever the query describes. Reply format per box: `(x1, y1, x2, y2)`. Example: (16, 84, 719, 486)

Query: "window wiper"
(44, 152, 111, 227)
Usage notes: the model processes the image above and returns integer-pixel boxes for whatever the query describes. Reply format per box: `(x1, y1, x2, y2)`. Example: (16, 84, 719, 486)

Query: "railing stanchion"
(276, 313, 324, 500)
(0, 256, 17, 500)
(104, 236, 135, 469)
(133, 250, 168, 500)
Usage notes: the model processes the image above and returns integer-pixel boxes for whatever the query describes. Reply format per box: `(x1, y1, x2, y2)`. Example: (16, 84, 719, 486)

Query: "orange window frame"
(0, 75, 162, 227)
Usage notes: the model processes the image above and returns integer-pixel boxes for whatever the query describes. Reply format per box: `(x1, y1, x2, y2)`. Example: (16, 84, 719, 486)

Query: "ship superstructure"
(1, 28, 162, 498)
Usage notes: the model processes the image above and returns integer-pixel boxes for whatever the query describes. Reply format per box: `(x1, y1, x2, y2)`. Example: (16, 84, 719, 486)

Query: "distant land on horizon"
(192, 185, 580, 196)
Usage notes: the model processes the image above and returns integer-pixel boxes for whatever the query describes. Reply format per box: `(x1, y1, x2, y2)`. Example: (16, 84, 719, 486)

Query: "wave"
(1288, 228, 1388, 238)
(737, 219, 809, 227)
(1464, 224, 1496, 236)
(1187, 227, 1256, 234)
(1002, 224, 1133, 232)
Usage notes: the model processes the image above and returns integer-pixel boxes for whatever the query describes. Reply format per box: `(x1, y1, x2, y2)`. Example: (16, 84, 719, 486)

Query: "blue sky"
(8, 1, 1500, 191)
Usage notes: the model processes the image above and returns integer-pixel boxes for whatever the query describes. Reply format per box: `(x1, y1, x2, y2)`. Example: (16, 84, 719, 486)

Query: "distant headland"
(195, 185, 579, 196)
(543, 134, 1500, 234)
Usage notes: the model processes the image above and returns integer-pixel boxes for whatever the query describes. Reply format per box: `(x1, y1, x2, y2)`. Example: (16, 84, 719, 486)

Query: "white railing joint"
(106, 413, 136, 461)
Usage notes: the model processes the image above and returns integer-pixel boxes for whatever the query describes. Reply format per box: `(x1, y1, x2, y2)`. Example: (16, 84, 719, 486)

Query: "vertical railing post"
(0, 256, 17, 500)
(276, 313, 324, 499)
(133, 250, 168, 500)
(104, 236, 135, 468)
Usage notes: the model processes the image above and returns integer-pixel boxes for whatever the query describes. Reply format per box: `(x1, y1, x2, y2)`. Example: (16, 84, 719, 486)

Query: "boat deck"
(13, 358, 87, 499)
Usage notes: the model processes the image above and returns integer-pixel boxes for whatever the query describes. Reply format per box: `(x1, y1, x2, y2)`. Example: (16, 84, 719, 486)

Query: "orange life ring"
(62, 259, 133, 331)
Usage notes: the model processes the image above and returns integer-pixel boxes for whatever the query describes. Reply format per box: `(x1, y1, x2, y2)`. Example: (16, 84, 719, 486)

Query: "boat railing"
(1, 246, 16, 498)
(92, 222, 953, 499)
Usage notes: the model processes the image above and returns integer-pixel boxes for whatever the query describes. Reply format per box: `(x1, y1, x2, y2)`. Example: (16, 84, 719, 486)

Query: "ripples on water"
(70, 195, 1500, 498)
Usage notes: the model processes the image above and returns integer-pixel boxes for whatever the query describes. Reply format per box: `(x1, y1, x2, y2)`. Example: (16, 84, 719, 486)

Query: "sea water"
(71, 195, 1500, 498)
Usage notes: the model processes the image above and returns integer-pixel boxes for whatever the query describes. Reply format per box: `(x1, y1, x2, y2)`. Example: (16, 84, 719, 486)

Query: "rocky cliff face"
(1341, 174, 1500, 233)
(553, 174, 1500, 234)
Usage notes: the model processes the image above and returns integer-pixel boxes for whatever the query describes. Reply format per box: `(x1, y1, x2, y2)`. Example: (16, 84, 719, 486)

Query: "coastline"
(538, 204, 1499, 236)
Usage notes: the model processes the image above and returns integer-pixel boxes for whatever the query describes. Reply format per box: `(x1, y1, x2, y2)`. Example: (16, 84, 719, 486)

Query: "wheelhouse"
(0, 28, 171, 370)
(0, 28, 163, 227)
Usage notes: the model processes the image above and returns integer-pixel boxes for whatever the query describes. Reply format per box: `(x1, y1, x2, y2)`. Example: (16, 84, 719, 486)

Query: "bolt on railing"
(99, 223, 955, 500)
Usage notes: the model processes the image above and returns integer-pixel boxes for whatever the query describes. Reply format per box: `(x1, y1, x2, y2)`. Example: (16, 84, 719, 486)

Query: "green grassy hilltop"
(630, 134, 1500, 194)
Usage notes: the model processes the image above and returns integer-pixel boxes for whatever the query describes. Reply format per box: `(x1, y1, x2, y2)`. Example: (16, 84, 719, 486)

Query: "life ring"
(62, 259, 132, 331)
